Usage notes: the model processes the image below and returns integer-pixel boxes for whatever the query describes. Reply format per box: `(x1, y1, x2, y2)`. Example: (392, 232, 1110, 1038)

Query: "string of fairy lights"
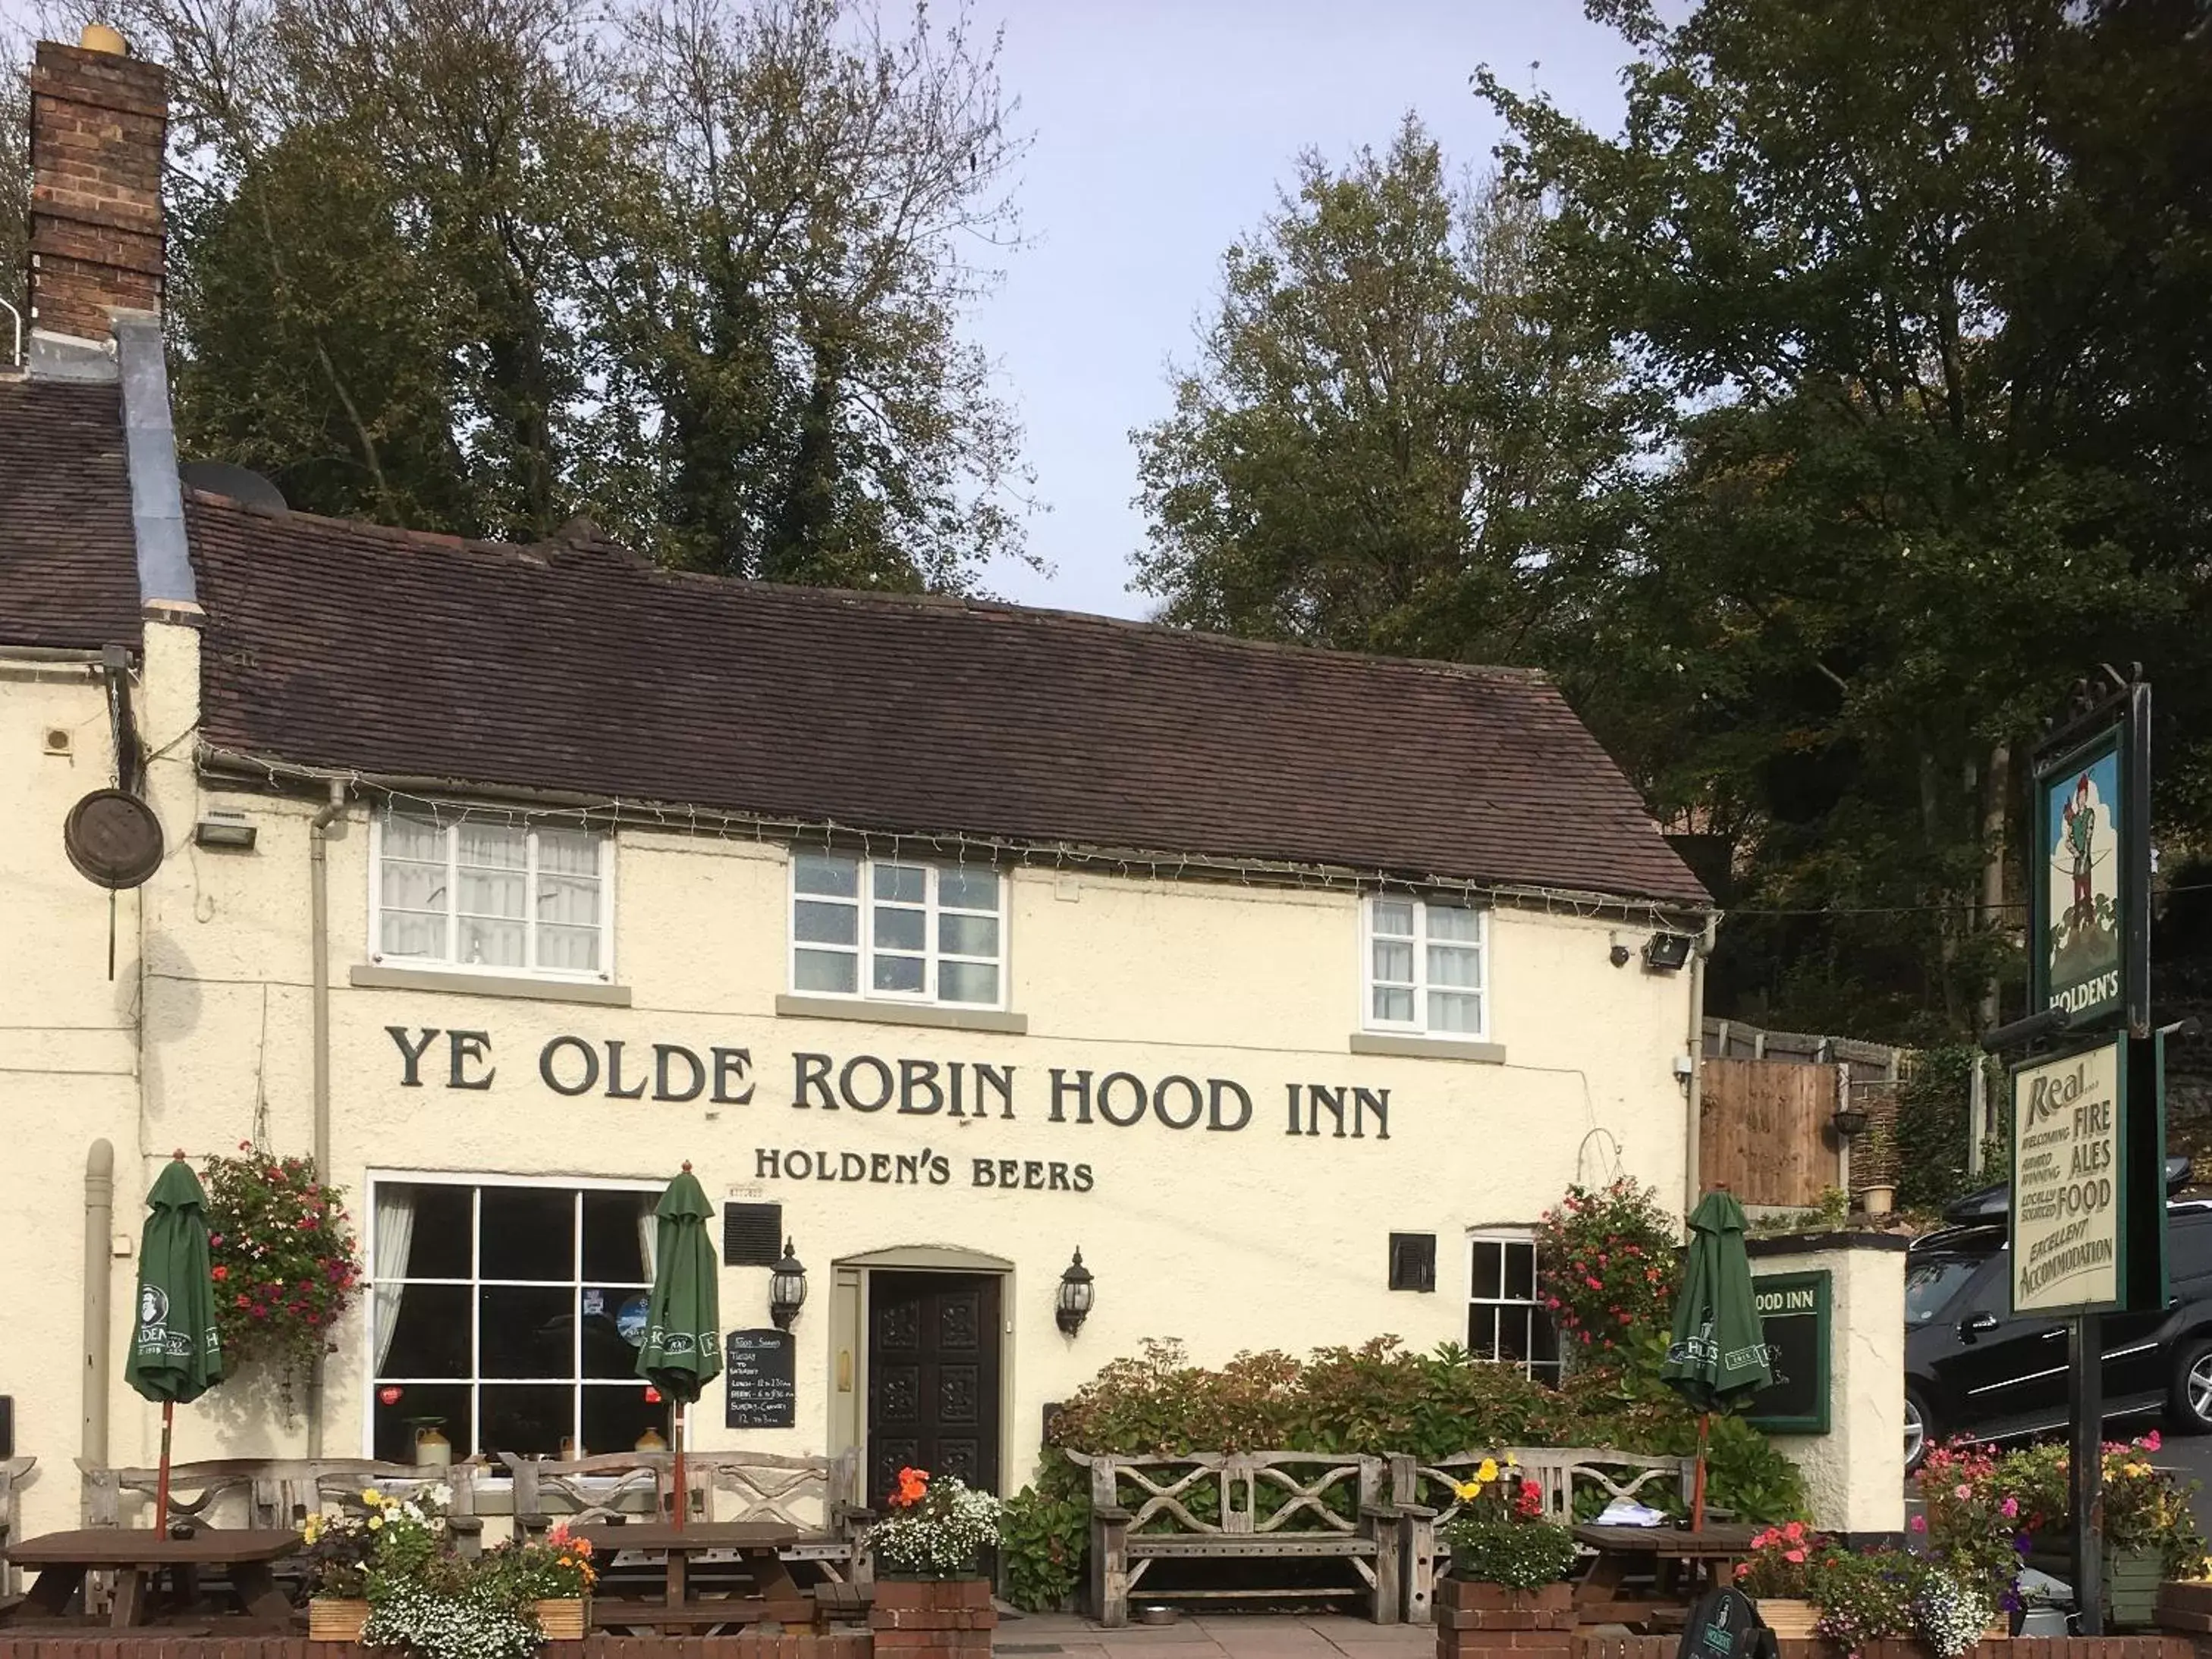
(194, 743, 1706, 928)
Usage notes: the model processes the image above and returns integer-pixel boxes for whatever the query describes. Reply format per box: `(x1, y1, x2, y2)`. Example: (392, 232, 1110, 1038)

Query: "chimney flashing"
(113, 312, 201, 621)
(26, 327, 120, 383)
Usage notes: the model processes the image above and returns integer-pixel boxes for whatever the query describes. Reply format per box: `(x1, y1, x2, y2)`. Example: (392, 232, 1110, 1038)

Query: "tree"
(1131, 116, 1639, 665)
(600, 0, 1034, 589)
(1, 26, 27, 350)
(1469, 0, 2212, 1038)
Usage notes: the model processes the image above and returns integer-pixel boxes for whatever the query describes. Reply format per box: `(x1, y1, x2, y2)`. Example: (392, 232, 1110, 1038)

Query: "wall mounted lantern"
(770, 1238, 808, 1330)
(1056, 1249, 1095, 1336)
(1643, 932, 1696, 972)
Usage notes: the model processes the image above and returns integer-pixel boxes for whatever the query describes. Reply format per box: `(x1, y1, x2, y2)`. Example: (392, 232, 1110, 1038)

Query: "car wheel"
(1905, 1387, 1933, 1472)
(2170, 1340, 2212, 1434)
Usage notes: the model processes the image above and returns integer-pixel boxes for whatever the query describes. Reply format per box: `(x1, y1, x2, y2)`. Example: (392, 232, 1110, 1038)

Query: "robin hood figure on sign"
(2029, 676, 2150, 1035)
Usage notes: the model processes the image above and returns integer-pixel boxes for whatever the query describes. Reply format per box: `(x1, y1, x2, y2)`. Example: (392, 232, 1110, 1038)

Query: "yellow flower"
(1475, 1457, 1499, 1484)
(1505, 1453, 1519, 1468)
(1453, 1481, 1484, 1501)
(362, 1488, 382, 1506)
(302, 1516, 322, 1544)
(367, 1516, 383, 1530)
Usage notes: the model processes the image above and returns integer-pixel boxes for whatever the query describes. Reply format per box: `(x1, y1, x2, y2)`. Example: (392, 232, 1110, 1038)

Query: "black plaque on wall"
(1744, 1270, 1831, 1434)
(724, 1328, 797, 1429)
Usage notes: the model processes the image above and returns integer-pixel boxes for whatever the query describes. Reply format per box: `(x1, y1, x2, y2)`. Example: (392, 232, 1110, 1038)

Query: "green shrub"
(998, 1332, 1810, 1607)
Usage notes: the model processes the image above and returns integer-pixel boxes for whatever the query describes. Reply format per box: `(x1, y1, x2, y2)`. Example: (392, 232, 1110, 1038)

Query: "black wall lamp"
(769, 1239, 808, 1330)
(1056, 1249, 1095, 1336)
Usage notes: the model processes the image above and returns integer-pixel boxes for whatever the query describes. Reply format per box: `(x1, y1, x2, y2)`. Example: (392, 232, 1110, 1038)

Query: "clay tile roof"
(0, 377, 140, 649)
(184, 495, 1707, 904)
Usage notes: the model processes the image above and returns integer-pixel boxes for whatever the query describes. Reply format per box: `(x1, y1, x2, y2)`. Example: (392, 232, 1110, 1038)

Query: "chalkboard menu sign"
(1744, 1269, 1830, 1434)
(724, 1328, 797, 1429)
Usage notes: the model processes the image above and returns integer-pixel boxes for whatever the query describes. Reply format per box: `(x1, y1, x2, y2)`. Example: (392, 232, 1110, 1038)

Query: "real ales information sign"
(2009, 1035, 2130, 1316)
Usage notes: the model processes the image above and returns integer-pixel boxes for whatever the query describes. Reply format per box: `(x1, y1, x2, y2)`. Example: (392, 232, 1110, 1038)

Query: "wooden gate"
(1698, 1058, 1838, 1206)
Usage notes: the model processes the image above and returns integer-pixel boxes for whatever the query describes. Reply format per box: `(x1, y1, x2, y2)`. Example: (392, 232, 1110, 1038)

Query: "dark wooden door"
(866, 1271, 1002, 1504)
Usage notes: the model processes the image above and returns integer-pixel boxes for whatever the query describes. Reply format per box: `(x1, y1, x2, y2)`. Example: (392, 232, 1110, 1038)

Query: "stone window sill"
(348, 963, 633, 1007)
(775, 994, 1028, 1035)
(1348, 1032, 1507, 1064)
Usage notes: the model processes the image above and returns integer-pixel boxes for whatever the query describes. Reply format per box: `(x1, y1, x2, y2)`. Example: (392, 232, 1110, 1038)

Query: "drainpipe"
(1685, 916, 1718, 1212)
(83, 1139, 114, 1509)
(307, 778, 347, 1457)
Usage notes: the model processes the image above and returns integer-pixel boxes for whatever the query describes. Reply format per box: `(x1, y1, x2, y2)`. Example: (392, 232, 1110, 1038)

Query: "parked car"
(1904, 1194, 2212, 1470)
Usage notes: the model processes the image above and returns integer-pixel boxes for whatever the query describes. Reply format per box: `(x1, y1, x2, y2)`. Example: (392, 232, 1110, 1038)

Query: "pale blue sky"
(969, 1, 1637, 617)
(4, 0, 1642, 616)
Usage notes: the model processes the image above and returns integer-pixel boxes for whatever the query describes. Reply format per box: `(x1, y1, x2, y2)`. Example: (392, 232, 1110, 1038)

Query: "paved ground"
(992, 1613, 1431, 1659)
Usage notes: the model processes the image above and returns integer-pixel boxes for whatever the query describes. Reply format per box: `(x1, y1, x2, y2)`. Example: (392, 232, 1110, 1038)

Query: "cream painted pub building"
(0, 34, 1712, 1540)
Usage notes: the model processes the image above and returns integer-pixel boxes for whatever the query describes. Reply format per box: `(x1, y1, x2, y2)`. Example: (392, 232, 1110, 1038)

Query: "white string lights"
(196, 742, 1706, 929)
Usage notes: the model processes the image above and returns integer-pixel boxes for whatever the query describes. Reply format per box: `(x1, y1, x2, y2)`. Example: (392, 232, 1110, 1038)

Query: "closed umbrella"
(1661, 1189, 1772, 1530)
(637, 1163, 720, 1529)
(124, 1155, 225, 1530)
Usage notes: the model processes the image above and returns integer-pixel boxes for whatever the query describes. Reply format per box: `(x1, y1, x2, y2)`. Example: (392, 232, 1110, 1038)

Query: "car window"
(2173, 1214, 2212, 1283)
(1907, 1255, 1984, 1324)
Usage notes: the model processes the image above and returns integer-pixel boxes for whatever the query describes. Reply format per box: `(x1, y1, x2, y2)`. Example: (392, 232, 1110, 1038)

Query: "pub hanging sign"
(2028, 677, 2151, 1035)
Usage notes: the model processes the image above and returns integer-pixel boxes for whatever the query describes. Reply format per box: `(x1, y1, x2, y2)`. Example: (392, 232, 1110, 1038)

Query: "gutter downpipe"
(1686, 916, 1719, 1213)
(83, 1139, 114, 1516)
(307, 778, 347, 1457)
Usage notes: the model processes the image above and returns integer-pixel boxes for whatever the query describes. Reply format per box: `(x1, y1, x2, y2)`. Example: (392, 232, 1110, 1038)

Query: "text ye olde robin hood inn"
(0, 34, 1713, 1541)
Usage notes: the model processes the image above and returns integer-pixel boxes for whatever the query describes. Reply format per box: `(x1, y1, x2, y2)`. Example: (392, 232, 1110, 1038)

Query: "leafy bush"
(1535, 1178, 1682, 1356)
(1893, 1048, 1997, 1213)
(1445, 1518, 1578, 1588)
(998, 1333, 1810, 1610)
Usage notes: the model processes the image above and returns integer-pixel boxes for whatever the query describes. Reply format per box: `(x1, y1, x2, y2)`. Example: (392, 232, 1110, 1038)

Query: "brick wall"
(869, 1577, 997, 1659)
(0, 1638, 875, 1659)
(27, 39, 168, 342)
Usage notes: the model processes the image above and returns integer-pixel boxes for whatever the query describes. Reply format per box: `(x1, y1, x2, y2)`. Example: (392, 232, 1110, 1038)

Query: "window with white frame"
(372, 809, 612, 979)
(367, 1178, 665, 1461)
(790, 853, 1004, 1007)
(1468, 1233, 1560, 1384)
(1365, 897, 1487, 1037)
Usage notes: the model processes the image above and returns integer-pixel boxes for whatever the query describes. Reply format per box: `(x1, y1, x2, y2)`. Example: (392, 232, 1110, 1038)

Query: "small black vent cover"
(724, 1202, 784, 1267)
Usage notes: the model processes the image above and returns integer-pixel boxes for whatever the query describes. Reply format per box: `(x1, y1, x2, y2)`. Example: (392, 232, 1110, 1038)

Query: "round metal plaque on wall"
(63, 789, 165, 889)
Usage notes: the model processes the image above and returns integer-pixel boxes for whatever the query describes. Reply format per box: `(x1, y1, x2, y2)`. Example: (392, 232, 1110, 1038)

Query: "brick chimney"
(26, 28, 168, 353)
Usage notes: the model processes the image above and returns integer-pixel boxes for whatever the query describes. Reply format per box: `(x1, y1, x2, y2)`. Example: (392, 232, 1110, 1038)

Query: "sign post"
(1996, 671, 2160, 1636)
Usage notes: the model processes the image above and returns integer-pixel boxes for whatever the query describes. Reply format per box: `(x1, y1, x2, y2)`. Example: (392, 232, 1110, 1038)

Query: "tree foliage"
(1135, 1, 2212, 1041)
(81, 0, 1032, 588)
(1132, 115, 1640, 666)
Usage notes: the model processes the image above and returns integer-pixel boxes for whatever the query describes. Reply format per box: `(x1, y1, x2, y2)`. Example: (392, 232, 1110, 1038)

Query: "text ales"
(2009, 1037, 2126, 1315)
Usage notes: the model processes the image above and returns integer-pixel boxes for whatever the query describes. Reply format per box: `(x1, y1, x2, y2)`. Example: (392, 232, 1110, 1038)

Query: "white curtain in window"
(457, 823, 527, 967)
(372, 1186, 418, 1372)
(536, 829, 603, 972)
(636, 1196, 658, 1284)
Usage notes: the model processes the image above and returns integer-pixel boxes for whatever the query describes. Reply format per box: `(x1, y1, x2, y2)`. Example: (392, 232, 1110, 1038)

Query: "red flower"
(234, 1293, 250, 1308)
(212, 1265, 229, 1281)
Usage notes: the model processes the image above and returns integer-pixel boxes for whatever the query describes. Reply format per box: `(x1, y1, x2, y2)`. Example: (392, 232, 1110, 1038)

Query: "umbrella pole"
(1691, 1412, 1708, 1533)
(155, 1400, 174, 1532)
(673, 1400, 686, 1532)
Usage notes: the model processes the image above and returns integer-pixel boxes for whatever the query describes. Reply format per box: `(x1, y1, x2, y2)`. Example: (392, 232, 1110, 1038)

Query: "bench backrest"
(0, 1456, 35, 1594)
(82, 1458, 476, 1531)
(694, 1449, 861, 1532)
(1070, 1451, 1382, 1537)
(1390, 1447, 1695, 1529)
(498, 1452, 668, 1526)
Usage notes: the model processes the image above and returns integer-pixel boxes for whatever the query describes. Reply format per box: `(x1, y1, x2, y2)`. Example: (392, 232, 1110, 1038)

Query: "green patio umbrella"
(124, 1155, 225, 1529)
(1661, 1189, 1772, 1530)
(637, 1163, 720, 1529)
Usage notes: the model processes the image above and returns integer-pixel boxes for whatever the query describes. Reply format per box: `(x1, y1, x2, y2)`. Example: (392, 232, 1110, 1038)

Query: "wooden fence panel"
(1698, 1057, 1837, 1207)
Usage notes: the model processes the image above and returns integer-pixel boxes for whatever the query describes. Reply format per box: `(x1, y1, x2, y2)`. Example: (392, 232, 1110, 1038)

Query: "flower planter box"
(308, 1598, 369, 1642)
(535, 1598, 588, 1639)
(1755, 1597, 1820, 1639)
(2107, 1548, 2163, 1628)
(1438, 1579, 1574, 1615)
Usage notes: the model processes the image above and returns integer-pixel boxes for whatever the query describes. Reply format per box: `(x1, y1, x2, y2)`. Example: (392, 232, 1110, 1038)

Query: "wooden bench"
(1389, 1447, 1696, 1624)
(1070, 1450, 1401, 1629)
(501, 1450, 869, 1584)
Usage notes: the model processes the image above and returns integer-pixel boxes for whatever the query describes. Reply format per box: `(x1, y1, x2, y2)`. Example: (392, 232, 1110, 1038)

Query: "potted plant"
(1856, 1122, 1896, 1215)
(302, 1508, 377, 1640)
(358, 1486, 539, 1659)
(1912, 1441, 2024, 1633)
(482, 1520, 599, 1639)
(1808, 1547, 1925, 1657)
(1440, 1456, 1578, 1615)
(868, 1466, 1005, 1630)
(1732, 1521, 1833, 1637)
(2100, 1431, 2204, 1626)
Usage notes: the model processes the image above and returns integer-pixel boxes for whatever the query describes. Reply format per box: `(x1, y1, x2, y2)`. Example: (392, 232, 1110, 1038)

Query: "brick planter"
(1436, 1577, 1576, 1659)
(869, 1576, 996, 1659)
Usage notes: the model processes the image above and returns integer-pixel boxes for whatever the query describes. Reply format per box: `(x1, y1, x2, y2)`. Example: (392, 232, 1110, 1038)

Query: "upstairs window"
(372, 810, 613, 980)
(1364, 897, 1487, 1038)
(790, 853, 1004, 1007)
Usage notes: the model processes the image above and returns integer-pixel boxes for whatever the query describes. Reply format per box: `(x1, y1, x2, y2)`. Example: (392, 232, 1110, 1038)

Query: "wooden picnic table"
(1571, 1522, 1761, 1617)
(7, 1529, 299, 1629)
(575, 1520, 809, 1632)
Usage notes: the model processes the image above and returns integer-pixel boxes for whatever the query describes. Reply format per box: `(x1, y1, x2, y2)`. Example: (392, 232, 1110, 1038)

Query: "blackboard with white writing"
(724, 1328, 797, 1430)
(1744, 1270, 1830, 1434)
